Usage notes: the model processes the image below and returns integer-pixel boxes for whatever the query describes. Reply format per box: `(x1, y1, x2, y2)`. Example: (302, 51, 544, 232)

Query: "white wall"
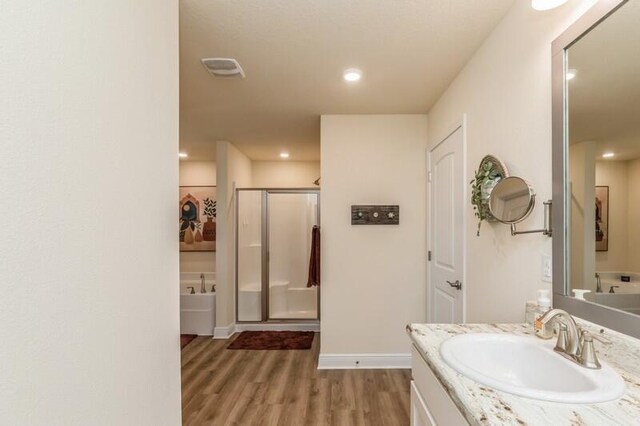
(595, 160, 628, 272)
(216, 142, 252, 330)
(0, 1, 181, 424)
(628, 159, 640, 271)
(320, 115, 428, 355)
(427, 0, 597, 322)
(179, 161, 217, 274)
(592, 158, 640, 274)
(252, 161, 320, 188)
(569, 142, 596, 291)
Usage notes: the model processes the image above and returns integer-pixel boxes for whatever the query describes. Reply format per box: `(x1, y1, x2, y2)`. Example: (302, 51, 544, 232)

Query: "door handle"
(447, 280, 462, 290)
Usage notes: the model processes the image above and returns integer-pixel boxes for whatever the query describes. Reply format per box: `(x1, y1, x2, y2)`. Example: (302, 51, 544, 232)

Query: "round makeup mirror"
(488, 176, 536, 224)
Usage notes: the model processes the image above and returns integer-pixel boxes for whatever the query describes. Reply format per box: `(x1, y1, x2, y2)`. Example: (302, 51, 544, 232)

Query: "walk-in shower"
(236, 189, 320, 322)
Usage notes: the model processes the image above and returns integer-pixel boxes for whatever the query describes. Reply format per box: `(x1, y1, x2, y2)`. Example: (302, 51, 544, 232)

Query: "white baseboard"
(213, 322, 320, 339)
(213, 324, 236, 339)
(235, 322, 320, 332)
(317, 353, 411, 370)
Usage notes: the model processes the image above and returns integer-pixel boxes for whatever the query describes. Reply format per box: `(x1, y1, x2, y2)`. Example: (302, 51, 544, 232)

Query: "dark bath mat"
(181, 334, 198, 349)
(227, 331, 314, 350)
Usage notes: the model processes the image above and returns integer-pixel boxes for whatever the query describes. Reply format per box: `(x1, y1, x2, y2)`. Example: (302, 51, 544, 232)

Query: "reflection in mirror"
(567, 0, 640, 316)
(489, 177, 535, 224)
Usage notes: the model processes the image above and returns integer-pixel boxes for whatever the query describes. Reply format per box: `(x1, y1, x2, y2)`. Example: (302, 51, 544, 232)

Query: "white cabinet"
(410, 344, 468, 426)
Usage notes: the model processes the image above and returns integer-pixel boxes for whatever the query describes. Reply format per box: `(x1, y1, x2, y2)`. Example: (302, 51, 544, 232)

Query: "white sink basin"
(440, 333, 624, 403)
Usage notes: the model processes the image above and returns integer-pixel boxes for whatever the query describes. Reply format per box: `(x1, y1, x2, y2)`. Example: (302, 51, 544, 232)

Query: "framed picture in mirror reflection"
(595, 186, 609, 252)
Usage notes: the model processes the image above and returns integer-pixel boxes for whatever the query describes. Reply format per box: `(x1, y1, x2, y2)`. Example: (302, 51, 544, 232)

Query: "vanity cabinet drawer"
(411, 344, 467, 426)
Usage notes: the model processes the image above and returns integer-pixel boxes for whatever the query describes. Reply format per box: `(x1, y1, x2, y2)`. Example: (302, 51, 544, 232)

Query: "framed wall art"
(179, 186, 216, 252)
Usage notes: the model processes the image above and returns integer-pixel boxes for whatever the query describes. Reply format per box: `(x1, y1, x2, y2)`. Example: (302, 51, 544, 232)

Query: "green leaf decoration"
(470, 156, 506, 236)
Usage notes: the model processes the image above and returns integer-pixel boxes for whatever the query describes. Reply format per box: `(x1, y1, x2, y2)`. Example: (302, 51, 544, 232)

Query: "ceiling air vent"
(201, 58, 245, 78)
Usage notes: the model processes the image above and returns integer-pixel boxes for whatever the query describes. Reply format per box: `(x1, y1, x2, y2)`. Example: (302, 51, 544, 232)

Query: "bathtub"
(180, 272, 216, 335)
(597, 271, 640, 294)
(586, 272, 640, 315)
(586, 293, 640, 315)
(180, 292, 216, 335)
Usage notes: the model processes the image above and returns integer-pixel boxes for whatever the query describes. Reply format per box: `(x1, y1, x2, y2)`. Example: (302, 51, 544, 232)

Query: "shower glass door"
(267, 191, 319, 320)
(236, 190, 263, 321)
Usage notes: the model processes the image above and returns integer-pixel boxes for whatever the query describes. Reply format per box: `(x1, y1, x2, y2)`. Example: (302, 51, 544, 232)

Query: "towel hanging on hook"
(307, 226, 320, 287)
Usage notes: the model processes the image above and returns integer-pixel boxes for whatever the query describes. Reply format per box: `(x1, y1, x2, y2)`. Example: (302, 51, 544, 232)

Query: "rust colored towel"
(307, 225, 320, 287)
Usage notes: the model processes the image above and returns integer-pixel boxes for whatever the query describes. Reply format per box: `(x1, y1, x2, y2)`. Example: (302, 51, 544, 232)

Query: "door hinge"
(428, 250, 432, 261)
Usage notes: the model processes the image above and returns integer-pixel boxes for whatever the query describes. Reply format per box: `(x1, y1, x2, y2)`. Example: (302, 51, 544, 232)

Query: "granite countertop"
(407, 321, 640, 426)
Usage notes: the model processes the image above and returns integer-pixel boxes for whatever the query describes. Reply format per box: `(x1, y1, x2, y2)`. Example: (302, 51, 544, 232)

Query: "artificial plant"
(470, 160, 502, 236)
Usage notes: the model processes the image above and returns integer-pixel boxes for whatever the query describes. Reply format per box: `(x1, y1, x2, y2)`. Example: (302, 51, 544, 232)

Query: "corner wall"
(426, 0, 597, 322)
(320, 115, 428, 360)
(570, 142, 596, 291)
(594, 158, 640, 274)
(0, 0, 181, 423)
(216, 142, 252, 332)
(628, 159, 640, 271)
(595, 160, 628, 273)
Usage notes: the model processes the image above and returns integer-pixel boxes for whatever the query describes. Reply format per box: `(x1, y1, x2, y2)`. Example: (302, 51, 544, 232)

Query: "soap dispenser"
(533, 289, 553, 337)
(537, 289, 551, 310)
(526, 289, 551, 325)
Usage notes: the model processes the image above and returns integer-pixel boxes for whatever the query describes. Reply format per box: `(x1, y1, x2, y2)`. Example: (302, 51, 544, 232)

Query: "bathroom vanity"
(407, 322, 640, 426)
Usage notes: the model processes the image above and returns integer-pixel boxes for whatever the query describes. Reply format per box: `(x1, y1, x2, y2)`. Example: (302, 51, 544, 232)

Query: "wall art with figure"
(179, 186, 216, 252)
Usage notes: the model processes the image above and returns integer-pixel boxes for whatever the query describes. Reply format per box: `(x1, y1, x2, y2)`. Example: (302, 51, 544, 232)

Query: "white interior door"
(428, 126, 465, 323)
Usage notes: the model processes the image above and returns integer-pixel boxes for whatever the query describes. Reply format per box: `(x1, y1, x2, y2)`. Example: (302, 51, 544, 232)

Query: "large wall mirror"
(553, 0, 640, 337)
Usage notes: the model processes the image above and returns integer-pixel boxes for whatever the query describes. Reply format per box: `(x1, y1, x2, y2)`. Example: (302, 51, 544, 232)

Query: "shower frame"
(235, 188, 321, 323)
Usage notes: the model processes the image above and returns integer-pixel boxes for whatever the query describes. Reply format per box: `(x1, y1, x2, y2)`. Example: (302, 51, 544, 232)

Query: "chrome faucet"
(537, 308, 601, 369)
(200, 273, 206, 294)
(595, 272, 602, 293)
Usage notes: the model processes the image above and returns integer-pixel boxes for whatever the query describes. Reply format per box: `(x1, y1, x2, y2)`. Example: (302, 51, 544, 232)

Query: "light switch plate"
(542, 254, 553, 283)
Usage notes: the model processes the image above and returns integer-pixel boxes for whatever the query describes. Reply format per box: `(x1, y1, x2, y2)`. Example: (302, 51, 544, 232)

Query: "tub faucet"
(609, 285, 620, 294)
(595, 272, 602, 293)
(200, 273, 206, 294)
(187, 286, 195, 295)
(537, 308, 601, 369)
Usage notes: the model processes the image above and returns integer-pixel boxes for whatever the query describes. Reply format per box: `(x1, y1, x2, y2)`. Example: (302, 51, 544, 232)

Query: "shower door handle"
(447, 280, 462, 291)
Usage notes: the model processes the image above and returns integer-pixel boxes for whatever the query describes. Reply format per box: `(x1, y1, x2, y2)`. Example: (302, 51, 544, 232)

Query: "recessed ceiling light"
(602, 152, 615, 158)
(531, 0, 568, 11)
(179, 152, 188, 159)
(566, 69, 577, 80)
(343, 68, 362, 82)
(280, 152, 290, 159)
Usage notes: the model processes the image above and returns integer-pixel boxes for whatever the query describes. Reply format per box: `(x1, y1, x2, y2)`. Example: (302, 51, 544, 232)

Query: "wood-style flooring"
(181, 333, 411, 425)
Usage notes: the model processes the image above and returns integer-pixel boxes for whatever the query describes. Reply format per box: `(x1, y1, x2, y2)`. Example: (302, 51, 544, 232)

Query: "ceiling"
(569, 0, 640, 161)
(179, 0, 515, 161)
